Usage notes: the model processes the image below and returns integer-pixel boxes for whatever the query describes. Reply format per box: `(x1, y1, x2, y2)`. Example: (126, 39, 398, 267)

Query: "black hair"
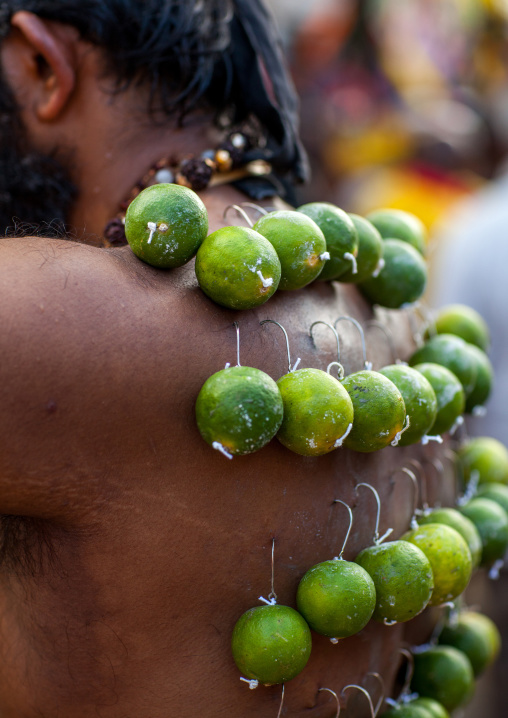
(2, 0, 308, 184)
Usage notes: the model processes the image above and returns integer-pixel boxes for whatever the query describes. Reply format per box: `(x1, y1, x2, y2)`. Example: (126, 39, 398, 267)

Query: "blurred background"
(263, 0, 508, 715)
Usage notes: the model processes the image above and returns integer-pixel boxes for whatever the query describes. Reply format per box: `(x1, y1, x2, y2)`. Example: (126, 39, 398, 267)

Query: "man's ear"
(7, 11, 76, 122)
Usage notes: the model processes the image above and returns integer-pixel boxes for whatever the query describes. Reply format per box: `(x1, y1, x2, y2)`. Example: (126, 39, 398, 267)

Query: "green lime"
(253, 210, 328, 290)
(359, 239, 427, 308)
(354, 540, 433, 623)
(125, 183, 208, 268)
(231, 604, 312, 685)
(409, 697, 450, 718)
(341, 370, 406, 452)
(195, 366, 283, 457)
(195, 225, 281, 309)
(297, 202, 358, 280)
(459, 497, 508, 566)
(417, 508, 482, 569)
(276, 369, 354, 456)
(379, 705, 433, 718)
(412, 363, 465, 435)
(431, 304, 490, 352)
(379, 364, 437, 445)
(402, 524, 472, 606)
(366, 208, 427, 255)
(476, 482, 508, 514)
(410, 645, 474, 711)
(296, 559, 376, 638)
(439, 611, 501, 677)
(338, 213, 383, 283)
(458, 437, 508, 486)
(409, 334, 478, 399)
(464, 344, 493, 413)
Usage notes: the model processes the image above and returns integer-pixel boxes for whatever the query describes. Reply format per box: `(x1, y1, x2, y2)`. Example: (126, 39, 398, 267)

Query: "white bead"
(231, 133, 246, 149)
(155, 168, 174, 184)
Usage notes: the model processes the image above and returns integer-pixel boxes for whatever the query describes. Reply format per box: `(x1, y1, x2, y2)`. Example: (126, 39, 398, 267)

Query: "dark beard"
(0, 71, 77, 237)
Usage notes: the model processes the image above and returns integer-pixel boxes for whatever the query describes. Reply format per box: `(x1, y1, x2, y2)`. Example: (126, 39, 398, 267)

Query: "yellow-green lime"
(195, 366, 283, 456)
(276, 368, 354, 456)
(296, 559, 376, 638)
(476, 482, 508, 514)
(366, 208, 427, 254)
(439, 611, 501, 677)
(195, 225, 281, 309)
(410, 645, 474, 711)
(409, 334, 477, 399)
(359, 239, 427, 308)
(379, 705, 434, 718)
(408, 697, 450, 718)
(379, 364, 437, 445)
(341, 370, 406, 452)
(253, 210, 328, 290)
(417, 508, 482, 569)
(339, 213, 383, 283)
(458, 437, 508, 486)
(459, 497, 508, 565)
(412, 363, 465, 435)
(431, 304, 490, 352)
(125, 183, 208, 268)
(402, 523, 472, 606)
(354, 540, 433, 623)
(297, 202, 358, 280)
(231, 604, 312, 685)
(464, 344, 493, 413)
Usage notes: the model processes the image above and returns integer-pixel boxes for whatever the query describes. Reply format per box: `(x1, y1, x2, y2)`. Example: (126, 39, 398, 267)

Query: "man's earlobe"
(10, 11, 75, 121)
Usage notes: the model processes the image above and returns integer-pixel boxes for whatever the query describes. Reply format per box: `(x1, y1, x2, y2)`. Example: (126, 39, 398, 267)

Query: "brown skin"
(0, 13, 451, 718)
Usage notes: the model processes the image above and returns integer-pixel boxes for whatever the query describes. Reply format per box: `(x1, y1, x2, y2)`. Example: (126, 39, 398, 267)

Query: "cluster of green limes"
(123, 184, 431, 310)
(231, 484, 483, 687)
(380, 609, 501, 717)
(409, 304, 493, 416)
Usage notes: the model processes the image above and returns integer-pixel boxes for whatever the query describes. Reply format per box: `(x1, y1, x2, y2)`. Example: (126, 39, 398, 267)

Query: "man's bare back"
(0, 187, 443, 716)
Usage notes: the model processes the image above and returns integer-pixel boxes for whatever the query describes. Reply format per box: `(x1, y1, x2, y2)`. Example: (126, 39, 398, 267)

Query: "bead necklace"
(103, 130, 272, 247)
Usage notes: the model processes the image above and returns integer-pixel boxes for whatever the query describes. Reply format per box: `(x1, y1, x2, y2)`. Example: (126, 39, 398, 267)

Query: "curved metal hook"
(260, 319, 300, 374)
(258, 538, 278, 606)
(405, 459, 429, 513)
(365, 672, 385, 717)
(365, 320, 400, 364)
(239, 202, 268, 218)
(310, 321, 345, 379)
(341, 685, 375, 718)
(398, 648, 415, 701)
(393, 467, 420, 530)
(356, 483, 393, 546)
(334, 316, 372, 371)
(233, 321, 241, 367)
(223, 204, 254, 227)
(332, 500, 354, 560)
(318, 688, 341, 718)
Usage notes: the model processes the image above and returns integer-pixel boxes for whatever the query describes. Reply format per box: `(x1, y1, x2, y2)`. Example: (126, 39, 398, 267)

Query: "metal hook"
(259, 538, 278, 606)
(365, 672, 385, 717)
(341, 685, 375, 718)
(405, 459, 429, 513)
(393, 467, 420, 530)
(332, 500, 354, 560)
(233, 321, 241, 367)
(318, 688, 341, 718)
(334, 316, 372, 371)
(223, 204, 254, 227)
(276, 684, 285, 718)
(260, 319, 301, 374)
(356, 483, 393, 546)
(365, 320, 401, 364)
(239, 202, 268, 218)
(398, 648, 415, 701)
(310, 321, 345, 379)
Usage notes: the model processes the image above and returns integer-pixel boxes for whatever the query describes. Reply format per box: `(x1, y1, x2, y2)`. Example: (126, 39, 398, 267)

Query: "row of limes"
(380, 609, 501, 717)
(124, 183, 429, 310)
(231, 443, 508, 694)
(196, 303, 492, 459)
